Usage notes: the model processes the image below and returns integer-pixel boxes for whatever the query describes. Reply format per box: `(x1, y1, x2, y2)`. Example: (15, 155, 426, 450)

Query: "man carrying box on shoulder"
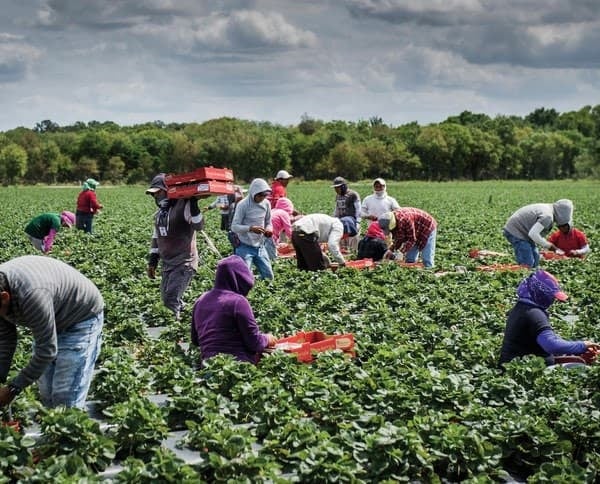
(146, 173, 205, 320)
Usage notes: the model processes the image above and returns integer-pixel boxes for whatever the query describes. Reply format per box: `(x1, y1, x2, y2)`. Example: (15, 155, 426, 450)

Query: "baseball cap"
(275, 170, 293, 180)
(532, 270, 568, 301)
(378, 212, 396, 235)
(331, 176, 346, 187)
(146, 173, 167, 194)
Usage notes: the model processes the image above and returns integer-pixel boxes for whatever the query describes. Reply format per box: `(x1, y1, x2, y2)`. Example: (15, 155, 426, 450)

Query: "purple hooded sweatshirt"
(191, 255, 270, 364)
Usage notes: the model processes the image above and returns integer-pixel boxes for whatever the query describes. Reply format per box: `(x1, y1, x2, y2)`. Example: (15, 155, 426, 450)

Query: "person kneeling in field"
(191, 255, 277, 365)
(291, 214, 356, 271)
(357, 221, 388, 262)
(547, 223, 590, 258)
(0, 256, 104, 409)
(378, 208, 437, 268)
(499, 270, 598, 367)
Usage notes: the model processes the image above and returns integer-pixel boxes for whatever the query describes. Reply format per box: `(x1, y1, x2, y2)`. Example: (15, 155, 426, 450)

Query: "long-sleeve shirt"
(389, 208, 437, 253)
(0, 256, 104, 389)
(149, 199, 204, 270)
(360, 193, 400, 220)
(499, 301, 586, 365)
(76, 190, 102, 214)
(231, 178, 272, 247)
(24, 213, 62, 252)
(271, 208, 292, 242)
(293, 214, 345, 264)
(548, 228, 590, 256)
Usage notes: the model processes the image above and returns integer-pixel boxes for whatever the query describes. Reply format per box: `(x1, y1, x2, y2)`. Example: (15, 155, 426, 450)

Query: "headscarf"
(517, 269, 568, 310)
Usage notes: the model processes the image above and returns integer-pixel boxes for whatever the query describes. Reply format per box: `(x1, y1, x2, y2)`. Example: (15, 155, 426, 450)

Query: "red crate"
(345, 258, 375, 269)
(274, 331, 355, 363)
(165, 167, 234, 186)
(167, 180, 234, 199)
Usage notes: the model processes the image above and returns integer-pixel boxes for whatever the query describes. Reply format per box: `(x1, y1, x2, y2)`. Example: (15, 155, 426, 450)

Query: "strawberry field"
(1, 179, 599, 482)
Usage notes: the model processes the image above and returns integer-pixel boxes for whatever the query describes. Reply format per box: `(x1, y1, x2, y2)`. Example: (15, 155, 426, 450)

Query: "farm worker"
(291, 213, 357, 271)
(357, 221, 388, 262)
(268, 169, 293, 209)
(360, 178, 400, 221)
(146, 173, 205, 320)
(332, 176, 361, 251)
(265, 197, 296, 260)
(503, 199, 573, 268)
(230, 178, 274, 280)
(547, 224, 590, 258)
(378, 208, 437, 268)
(191, 255, 277, 364)
(205, 185, 246, 232)
(75, 178, 103, 234)
(24, 211, 75, 253)
(0, 255, 104, 409)
(498, 269, 599, 367)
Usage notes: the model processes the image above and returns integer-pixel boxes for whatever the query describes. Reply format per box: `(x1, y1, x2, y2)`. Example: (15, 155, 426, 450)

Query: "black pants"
(292, 231, 327, 271)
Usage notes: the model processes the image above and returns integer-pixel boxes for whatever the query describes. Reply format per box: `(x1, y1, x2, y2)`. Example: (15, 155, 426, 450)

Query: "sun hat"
(275, 170, 293, 180)
(331, 176, 346, 187)
(85, 178, 100, 190)
(60, 211, 76, 227)
(378, 212, 397, 235)
(146, 173, 168, 194)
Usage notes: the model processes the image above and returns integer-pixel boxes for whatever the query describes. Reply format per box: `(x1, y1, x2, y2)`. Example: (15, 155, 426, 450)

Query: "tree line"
(1, 105, 599, 185)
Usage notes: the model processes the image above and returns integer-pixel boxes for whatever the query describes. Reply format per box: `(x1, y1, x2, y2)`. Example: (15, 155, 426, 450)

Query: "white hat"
(275, 170, 293, 180)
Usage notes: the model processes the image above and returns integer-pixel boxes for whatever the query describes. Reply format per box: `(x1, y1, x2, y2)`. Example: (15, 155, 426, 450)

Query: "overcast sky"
(1, 0, 599, 131)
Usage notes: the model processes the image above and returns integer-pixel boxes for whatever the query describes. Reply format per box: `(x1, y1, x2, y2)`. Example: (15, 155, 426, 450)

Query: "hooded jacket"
(271, 197, 295, 242)
(504, 199, 573, 246)
(191, 255, 269, 364)
(231, 178, 273, 247)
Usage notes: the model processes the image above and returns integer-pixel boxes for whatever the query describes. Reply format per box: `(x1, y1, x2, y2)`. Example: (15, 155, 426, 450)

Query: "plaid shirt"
(390, 208, 437, 253)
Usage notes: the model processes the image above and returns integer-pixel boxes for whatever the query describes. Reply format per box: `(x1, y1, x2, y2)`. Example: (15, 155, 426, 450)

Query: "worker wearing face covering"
(145, 173, 205, 320)
(360, 178, 400, 221)
(503, 199, 574, 268)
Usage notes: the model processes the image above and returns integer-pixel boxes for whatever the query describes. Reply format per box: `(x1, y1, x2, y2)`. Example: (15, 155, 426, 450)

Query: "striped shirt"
(0, 256, 104, 389)
(390, 208, 437, 253)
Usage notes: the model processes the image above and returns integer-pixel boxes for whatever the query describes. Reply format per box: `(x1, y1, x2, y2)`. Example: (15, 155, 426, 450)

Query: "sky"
(1, 0, 599, 132)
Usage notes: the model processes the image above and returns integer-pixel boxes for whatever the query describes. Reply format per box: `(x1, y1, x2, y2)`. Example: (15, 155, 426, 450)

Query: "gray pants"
(160, 264, 196, 319)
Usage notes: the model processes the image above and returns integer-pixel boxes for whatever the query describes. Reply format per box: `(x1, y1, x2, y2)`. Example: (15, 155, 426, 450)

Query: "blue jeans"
(504, 229, 538, 267)
(264, 237, 277, 260)
(405, 230, 437, 268)
(235, 243, 274, 280)
(38, 312, 104, 409)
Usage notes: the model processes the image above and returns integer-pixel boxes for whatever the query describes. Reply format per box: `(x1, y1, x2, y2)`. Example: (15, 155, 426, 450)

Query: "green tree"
(0, 143, 28, 184)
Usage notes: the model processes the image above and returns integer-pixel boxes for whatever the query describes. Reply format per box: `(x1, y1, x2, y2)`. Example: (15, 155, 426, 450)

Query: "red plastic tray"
(165, 167, 234, 186)
(166, 180, 234, 199)
(274, 331, 355, 363)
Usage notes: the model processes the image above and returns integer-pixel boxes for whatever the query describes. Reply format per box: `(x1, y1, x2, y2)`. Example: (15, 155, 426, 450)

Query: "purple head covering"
(517, 269, 568, 309)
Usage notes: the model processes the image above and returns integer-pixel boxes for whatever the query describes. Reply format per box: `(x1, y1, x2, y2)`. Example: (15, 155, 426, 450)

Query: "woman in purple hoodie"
(191, 255, 277, 364)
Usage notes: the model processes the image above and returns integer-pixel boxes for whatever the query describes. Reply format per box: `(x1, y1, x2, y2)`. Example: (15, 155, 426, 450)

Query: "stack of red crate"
(164, 166, 234, 199)
(274, 331, 355, 363)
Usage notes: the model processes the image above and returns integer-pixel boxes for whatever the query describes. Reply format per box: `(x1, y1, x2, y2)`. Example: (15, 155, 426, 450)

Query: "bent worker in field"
(146, 173, 205, 320)
(24, 210, 75, 253)
(378, 208, 437, 268)
(498, 269, 599, 367)
(291, 213, 357, 271)
(0, 255, 104, 409)
(503, 199, 573, 268)
(546, 223, 590, 258)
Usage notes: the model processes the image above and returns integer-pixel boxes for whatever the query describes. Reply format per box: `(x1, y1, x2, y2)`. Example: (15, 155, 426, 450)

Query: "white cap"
(275, 170, 293, 180)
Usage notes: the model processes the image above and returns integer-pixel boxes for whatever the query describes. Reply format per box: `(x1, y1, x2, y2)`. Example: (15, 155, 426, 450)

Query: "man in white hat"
(269, 170, 293, 209)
